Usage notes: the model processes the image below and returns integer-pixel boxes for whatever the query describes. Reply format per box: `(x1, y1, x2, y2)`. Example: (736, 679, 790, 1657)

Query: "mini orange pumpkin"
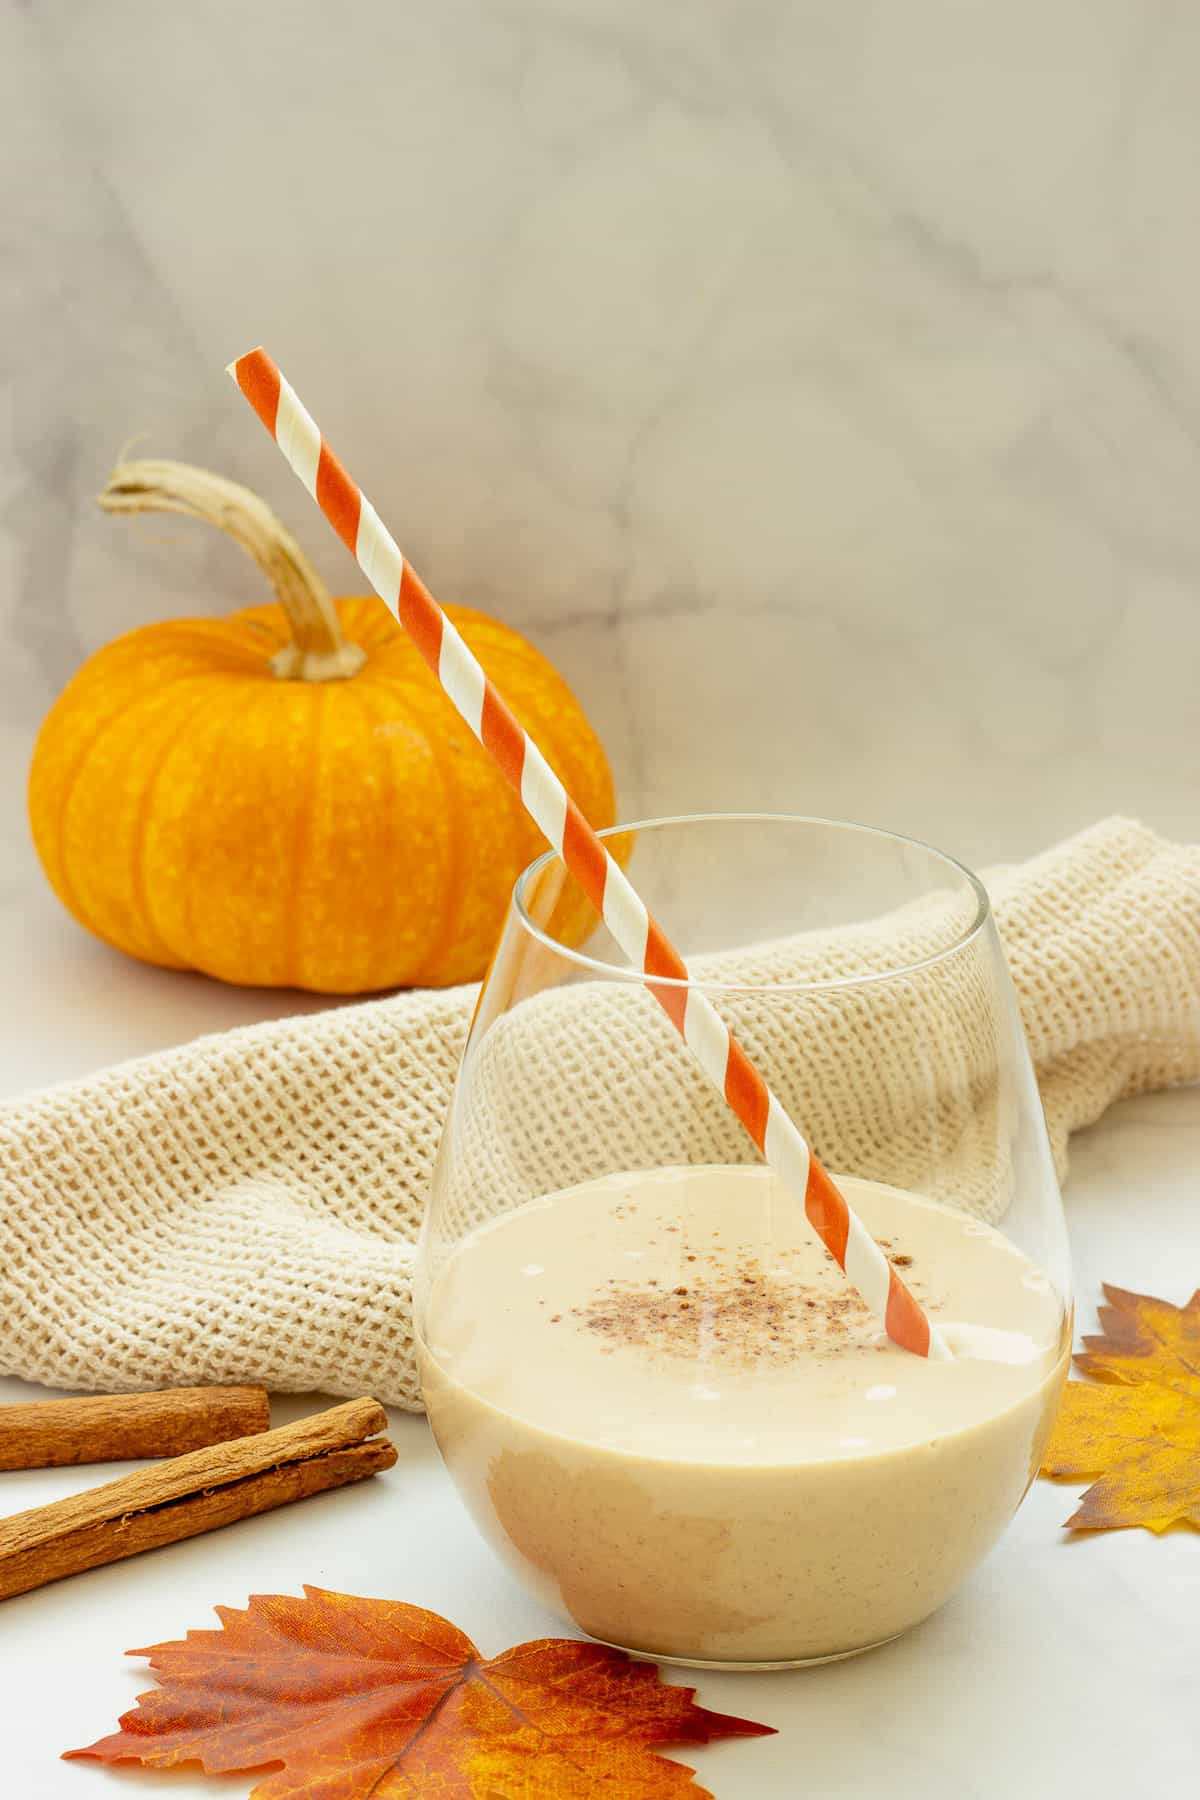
(28, 460, 619, 993)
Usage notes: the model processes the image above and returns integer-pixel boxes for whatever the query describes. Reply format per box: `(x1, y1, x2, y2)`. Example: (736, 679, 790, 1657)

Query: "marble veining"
(2, 17, 1198, 1790)
(2, 0, 1197, 933)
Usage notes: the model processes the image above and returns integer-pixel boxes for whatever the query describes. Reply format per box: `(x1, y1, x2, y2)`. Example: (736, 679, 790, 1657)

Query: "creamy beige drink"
(418, 1165, 1068, 1665)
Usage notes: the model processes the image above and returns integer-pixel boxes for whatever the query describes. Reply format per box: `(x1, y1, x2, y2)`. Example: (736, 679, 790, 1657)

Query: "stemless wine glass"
(414, 815, 1072, 1669)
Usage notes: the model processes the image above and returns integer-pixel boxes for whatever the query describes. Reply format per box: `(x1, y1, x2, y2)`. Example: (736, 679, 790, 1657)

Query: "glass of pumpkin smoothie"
(415, 816, 1071, 1668)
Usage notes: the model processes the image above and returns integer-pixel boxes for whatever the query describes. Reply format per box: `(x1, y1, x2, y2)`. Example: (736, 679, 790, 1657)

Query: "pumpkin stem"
(98, 458, 367, 681)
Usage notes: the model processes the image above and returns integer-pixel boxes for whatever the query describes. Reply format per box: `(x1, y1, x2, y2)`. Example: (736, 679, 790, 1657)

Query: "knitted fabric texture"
(2, 816, 1197, 1409)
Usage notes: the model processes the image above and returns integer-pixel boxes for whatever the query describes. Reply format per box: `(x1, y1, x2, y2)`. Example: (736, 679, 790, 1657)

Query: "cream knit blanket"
(3, 817, 1197, 1409)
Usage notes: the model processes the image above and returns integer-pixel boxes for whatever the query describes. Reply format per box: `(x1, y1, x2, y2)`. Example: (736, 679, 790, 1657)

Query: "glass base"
(592, 1629, 904, 1672)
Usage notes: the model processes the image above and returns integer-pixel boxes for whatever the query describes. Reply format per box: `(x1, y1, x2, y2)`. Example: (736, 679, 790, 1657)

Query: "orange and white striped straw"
(229, 347, 950, 1362)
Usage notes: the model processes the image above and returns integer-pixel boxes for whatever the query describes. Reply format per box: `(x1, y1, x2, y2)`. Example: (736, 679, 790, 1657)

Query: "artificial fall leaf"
(64, 1586, 773, 1800)
(1040, 1283, 1200, 1532)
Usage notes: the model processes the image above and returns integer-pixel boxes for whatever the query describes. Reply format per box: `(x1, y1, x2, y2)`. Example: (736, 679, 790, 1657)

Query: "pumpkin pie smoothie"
(417, 1164, 1068, 1665)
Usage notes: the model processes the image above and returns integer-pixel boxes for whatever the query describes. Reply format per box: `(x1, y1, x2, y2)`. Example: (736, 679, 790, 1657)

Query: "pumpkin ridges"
(370, 677, 435, 989)
(350, 610, 614, 987)
(37, 677, 224, 967)
(124, 686, 242, 967)
(466, 617, 612, 792)
(31, 562, 619, 990)
(352, 657, 475, 990)
(348, 600, 533, 684)
(63, 611, 356, 684)
(474, 633, 619, 949)
(282, 680, 328, 989)
(331, 595, 400, 652)
(399, 691, 472, 991)
(484, 632, 615, 828)
(311, 676, 386, 993)
(36, 692, 142, 946)
(390, 622, 539, 993)
(70, 617, 288, 681)
(165, 687, 248, 978)
(154, 678, 304, 985)
(334, 675, 439, 992)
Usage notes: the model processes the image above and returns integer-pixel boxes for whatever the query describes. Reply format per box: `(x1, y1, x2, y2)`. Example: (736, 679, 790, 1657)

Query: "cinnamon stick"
(0, 1386, 271, 1470)
(0, 1398, 395, 1600)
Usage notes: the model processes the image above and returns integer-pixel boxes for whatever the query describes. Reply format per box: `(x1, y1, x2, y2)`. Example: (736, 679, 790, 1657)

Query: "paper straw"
(229, 347, 950, 1362)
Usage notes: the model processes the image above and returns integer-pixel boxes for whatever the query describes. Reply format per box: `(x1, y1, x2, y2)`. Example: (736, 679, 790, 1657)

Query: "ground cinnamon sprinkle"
(571, 1229, 928, 1368)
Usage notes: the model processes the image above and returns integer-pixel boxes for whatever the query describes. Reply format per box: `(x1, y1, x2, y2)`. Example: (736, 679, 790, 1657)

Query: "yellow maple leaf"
(1040, 1283, 1200, 1532)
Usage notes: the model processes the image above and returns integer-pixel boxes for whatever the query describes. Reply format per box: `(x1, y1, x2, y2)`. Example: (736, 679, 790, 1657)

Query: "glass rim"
(512, 811, 992, 994)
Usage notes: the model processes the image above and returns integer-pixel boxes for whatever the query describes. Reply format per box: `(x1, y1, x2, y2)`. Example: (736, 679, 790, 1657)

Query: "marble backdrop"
(3, 0, 1198, 903)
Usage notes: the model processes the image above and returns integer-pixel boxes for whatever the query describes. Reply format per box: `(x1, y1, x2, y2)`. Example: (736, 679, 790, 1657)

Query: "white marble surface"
(3, 0, 1199, 877)
(0, 862, 1197, 1800)
(3, 4, 1200, 1792)
(0, 1045, 1196, 1796)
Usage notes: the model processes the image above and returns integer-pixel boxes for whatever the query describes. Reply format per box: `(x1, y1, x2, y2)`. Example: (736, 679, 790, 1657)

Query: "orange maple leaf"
(64, 1586, 773, 1799)
(1040, 1283, 1200, 1532)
